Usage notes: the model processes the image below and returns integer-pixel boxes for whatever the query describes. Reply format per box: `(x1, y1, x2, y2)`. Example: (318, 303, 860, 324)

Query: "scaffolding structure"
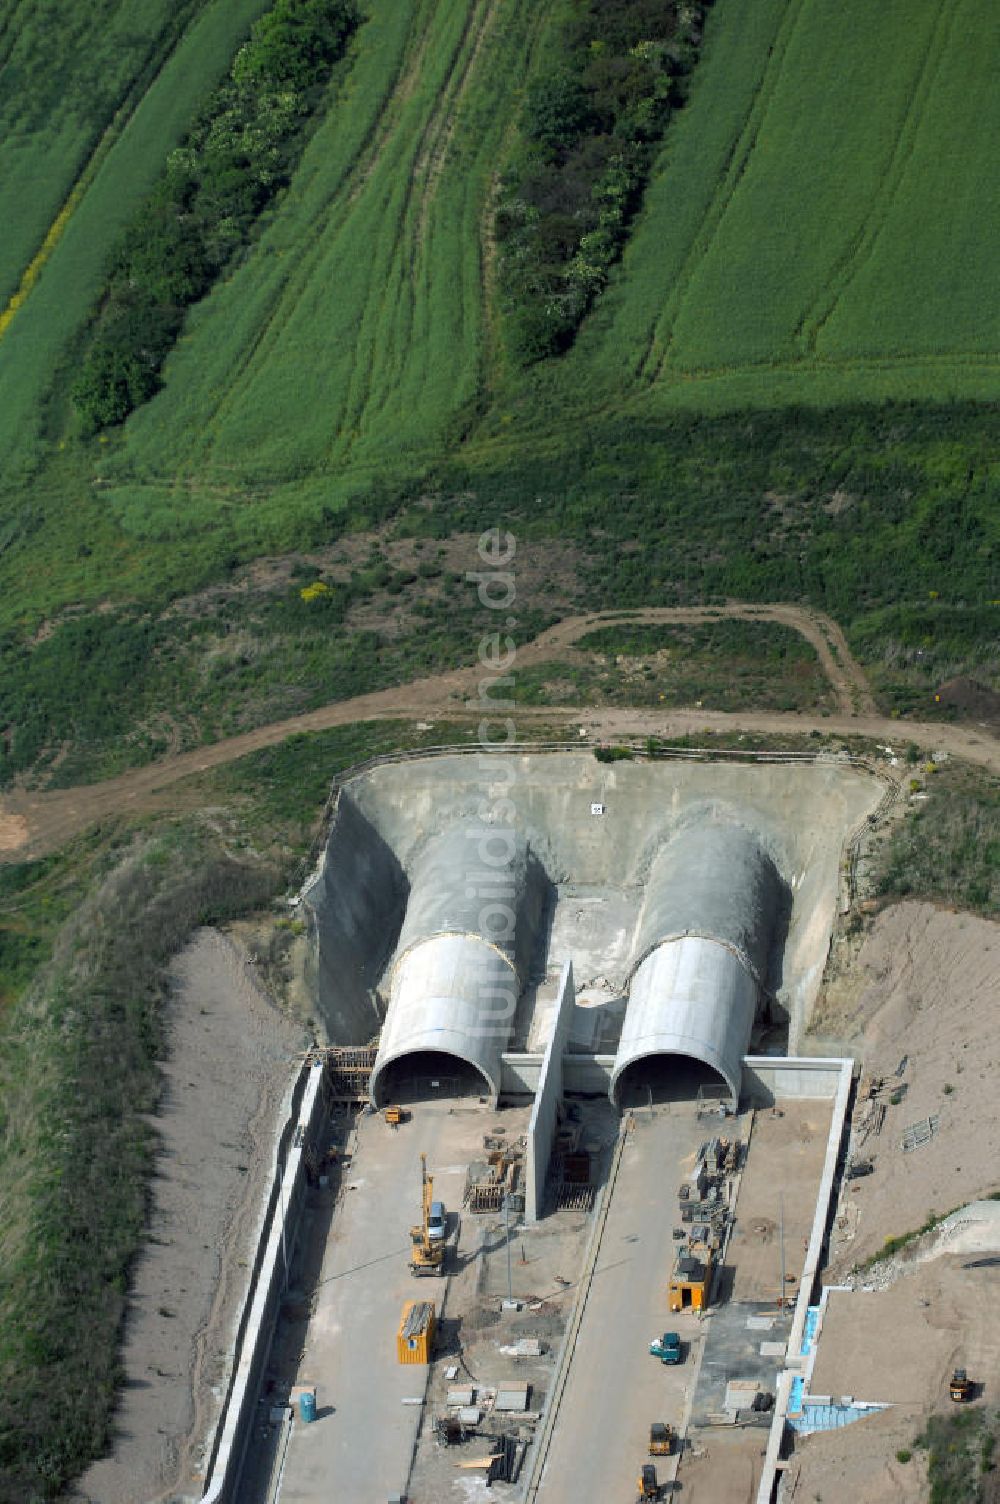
(323, 1044, 379, 1102)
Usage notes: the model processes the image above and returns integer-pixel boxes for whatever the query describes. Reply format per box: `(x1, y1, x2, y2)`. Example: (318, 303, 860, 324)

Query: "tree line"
(73, 0, 361, 433)
(496, 0, 711, 363)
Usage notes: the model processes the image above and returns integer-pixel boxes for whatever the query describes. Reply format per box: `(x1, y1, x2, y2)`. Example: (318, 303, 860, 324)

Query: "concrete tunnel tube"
(370, 825, 547, 1105)
(611, 821, 783, 1108)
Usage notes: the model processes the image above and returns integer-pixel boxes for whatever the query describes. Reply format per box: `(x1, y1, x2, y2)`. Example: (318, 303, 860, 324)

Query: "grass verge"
(0, 825, 278, 1502)
(873, 758, 1000, 916)
(916, 1408, 1000, 1504)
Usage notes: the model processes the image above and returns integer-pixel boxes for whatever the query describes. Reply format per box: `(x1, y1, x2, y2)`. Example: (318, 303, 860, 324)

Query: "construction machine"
(648, 1422, 675, 1456)
(409, 1152, 445, 1277)
(636, 1463, 660, 1500)
(950, 1367, 974, 1402)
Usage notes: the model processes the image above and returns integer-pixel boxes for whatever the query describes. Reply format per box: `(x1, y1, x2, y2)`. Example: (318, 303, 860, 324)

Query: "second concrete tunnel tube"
(611, 821, 783, 1107)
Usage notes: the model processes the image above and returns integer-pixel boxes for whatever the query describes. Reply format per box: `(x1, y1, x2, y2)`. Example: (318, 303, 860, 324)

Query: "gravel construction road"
(0, 603, 995, 862)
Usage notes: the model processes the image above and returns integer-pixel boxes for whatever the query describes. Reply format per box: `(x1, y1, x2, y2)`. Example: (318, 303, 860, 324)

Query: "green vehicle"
(649, 1331, 682, 1365)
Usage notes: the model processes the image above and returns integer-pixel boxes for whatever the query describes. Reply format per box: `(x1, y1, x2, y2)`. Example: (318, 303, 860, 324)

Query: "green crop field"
(0, 0, 272, 479)
(87, 0, 1000, 540)
(0, 0, 195, 308)
(108, 0, 542, 509)
(550, 0, 1000, 413)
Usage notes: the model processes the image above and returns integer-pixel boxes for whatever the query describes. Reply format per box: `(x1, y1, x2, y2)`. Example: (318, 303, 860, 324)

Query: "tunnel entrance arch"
(370, 1048, 494, 1106)
(611, 1051, 735, 1110)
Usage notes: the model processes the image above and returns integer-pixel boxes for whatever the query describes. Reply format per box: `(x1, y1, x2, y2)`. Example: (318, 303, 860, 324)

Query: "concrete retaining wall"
(303, 794, 406, 1043)
(505, 1053, 847, 1103)
(500, 1052, 616, 1097)
(201, 1060, 326, 1503)
(742, 1056, 847, 1103)
(499, 1052, 541, 1096)
(755, 1056, 854, 1504)
(564, 1054, 617, 1094)
(525, 961, 575, 1223)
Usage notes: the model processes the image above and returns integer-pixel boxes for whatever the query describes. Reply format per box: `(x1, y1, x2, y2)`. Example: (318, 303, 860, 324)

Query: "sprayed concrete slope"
(303, 754, 881, 1078)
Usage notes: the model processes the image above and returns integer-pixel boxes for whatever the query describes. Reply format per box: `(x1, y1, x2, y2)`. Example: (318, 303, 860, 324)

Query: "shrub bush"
(496, 1, 708, 362)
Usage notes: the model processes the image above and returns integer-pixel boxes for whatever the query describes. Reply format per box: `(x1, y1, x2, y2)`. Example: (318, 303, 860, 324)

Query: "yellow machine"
(409, 1152, 445, 1277)
(950, 1368, 974, 1402)
(636, 1463, 659, 1500)
(648, 1422, 674, 1456)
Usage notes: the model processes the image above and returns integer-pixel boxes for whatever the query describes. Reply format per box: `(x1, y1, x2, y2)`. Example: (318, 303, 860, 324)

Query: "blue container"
(299, 1390, 317, 1424)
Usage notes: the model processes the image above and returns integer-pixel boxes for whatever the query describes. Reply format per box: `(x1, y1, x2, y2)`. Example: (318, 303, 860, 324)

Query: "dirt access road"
(0, 603, 993, 862)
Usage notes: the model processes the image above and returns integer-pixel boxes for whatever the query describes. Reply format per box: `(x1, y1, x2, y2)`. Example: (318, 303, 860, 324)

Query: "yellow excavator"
(409, 1153, 445, 1277)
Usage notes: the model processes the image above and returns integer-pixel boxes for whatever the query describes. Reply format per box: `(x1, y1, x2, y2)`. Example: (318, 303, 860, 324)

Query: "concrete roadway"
(537, 1108, 707, 1503)
(272, 1101, 488, 1504)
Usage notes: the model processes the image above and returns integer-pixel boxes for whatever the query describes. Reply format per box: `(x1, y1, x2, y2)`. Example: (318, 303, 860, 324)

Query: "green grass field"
(108, 0, 541, 503)
(0, 0, 271, 479)
(84, 0, 1000, 534)
(549, 0, 1000, 411)
(0, 0, 196, 307)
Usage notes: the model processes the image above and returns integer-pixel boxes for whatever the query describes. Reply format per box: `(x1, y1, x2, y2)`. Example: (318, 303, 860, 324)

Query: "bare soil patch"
(816, 902, 1000, 1274)
(729, 1102, 830, 1303)
(0, 809, 28, 852)
(70, 929, 306, 1504)
(791, 1250, 1000, 1504)
(784, 1405, 926, 1504)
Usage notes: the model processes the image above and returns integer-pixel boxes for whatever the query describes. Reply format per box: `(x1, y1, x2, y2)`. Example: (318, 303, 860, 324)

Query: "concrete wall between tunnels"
(612, 821, 784, 1106)
(525, 960, 575, 1223)
(370, 826, 547, 1106)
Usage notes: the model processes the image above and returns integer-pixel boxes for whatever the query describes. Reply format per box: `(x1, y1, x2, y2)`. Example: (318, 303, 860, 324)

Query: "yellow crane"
(409, 1152, 445, 1277)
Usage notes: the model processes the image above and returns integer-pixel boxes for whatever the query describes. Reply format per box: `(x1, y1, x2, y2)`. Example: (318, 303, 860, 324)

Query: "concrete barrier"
(500, 1051, 616, 1097)
(742, 1055, 848, 1103)
(755, 1056, 854, 1504)
(525, 961, 575, 1223)
(200, 1060, 326, 1503)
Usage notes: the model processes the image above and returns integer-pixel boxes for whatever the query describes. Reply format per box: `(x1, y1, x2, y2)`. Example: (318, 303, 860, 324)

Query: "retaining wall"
(201, 1060, 326, 1503)
(742, 1055, 848, 1103)
(755, 1056, 855, 1504)
(505, 1053, 849, 1103)
(500, 1052, 616, 1097)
